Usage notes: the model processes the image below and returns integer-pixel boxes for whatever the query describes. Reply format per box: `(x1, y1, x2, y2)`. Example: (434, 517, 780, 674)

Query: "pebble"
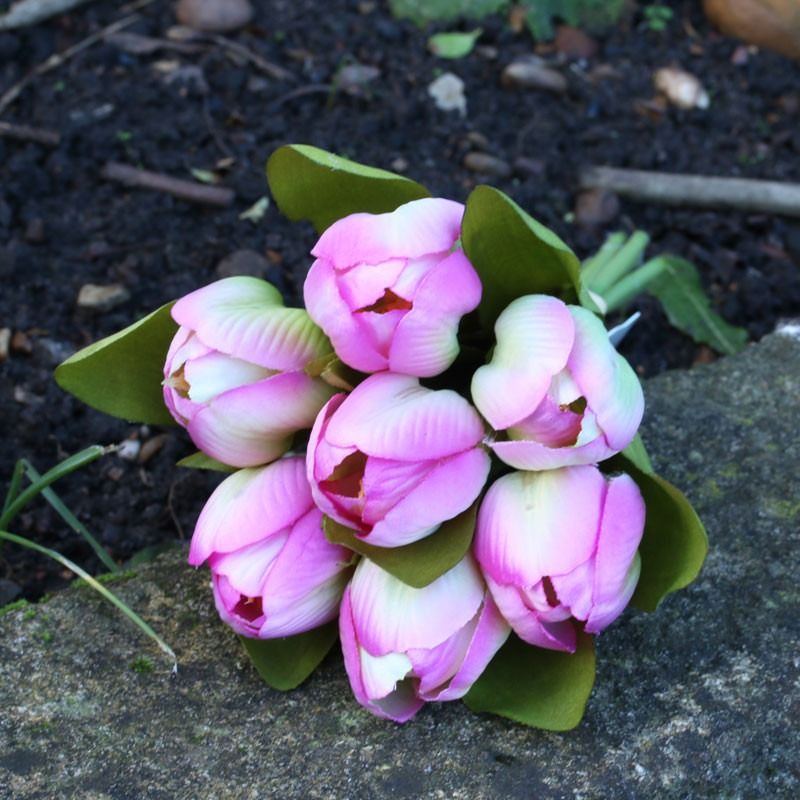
(138, 434, 168, 465)
(215, 250, 269, 279)
(338, 64, 380, 94)
(654, 67, 709, 110)
(117, 439, 141, 462)
(175, 0, 253, 33)
(502, 60, 568, 93)
(513, 157, 546, 178)
(554, 26, 598, 60)
(574, 189, 620, 228)
(428, 72, 467, 116)
(10, 330, 32, 355)
(0, 327, 10, 362)
(463, 152, 512, 179)
(77, 283, 130, 312)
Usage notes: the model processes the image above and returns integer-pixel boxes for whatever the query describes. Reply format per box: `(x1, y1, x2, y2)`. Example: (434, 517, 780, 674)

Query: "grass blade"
(0, 529, 176, 671)
(589, 231, 650, 295)
(2, 459, 24, 517)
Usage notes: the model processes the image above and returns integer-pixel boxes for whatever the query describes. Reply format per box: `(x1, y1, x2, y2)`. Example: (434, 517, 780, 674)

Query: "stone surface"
(2, 333, 800, 799)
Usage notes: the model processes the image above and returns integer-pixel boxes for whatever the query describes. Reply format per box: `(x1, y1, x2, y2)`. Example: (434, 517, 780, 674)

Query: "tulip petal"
(189, 371, 334, 468)
(471, 295, 574, 431)
(310, 198, 464, 269)
(188, 457, 311, 565)
(367, 447, 490, 547)
(350, 557, 484, 656)
(304, 259, 388, 372)
(336, 258, 407, 309)
(211, 535, 288, 597)
(184, 351, 273, 404)
(325, 373, 485, 460)
(490, 435, 616, 471)
(173, 276, 331, 370)
(475, 468, 603, 586)
(567, 305, 644, 451)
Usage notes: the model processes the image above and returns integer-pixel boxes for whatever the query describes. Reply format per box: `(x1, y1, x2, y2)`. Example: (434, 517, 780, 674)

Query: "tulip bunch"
(166, 196, 647, 723)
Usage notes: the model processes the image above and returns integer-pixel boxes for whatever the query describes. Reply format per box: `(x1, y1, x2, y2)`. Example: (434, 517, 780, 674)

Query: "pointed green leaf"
(620, 433, 655, 475)
(428, 28, 482, 59)
(176, 452, 237, 473)
(464, 631, 596, 731)
(239, 621, 339, 691)
(55, 302, 177, 425)
(266, 145, 430, 234)
(323, 504, 477, 588)
(645, 255, 748, 355)
(606, 453, 708, 612)
(461, 186, 583, 328)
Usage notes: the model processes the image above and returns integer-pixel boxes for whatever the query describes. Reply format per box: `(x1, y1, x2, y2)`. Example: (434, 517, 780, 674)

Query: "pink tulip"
(189, 456, 354, 638)
(475, 466, 645, 652)
(303, 198, 481, 377)
(307, 372, 491, 547)
(471, 295, 644, 470)
(163, 276, 335, 467)
(340, 555, 510, 722)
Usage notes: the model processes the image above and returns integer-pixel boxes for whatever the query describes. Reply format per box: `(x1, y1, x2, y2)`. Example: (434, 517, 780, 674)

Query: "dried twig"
(269, 84, 332, 111)
(0, 120, 60, 146)
(101, 161, 236, 208)
(0, 0, 94, 30)
(0, 0, 157, 116)
(580, 166, 800, 219)
(209, 35, 297, 83)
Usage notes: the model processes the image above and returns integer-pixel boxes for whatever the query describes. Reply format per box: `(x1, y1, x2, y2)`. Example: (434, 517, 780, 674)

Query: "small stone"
(575, 189, 620, 228)
(0, 579, 21, 607)
(77, 284, 131, 312)
(463, 152, 512, 179)
(390, 157, 408, 173)
(0, 328, 10, 362)
(554, 25, 598, 59)
(10, 330, 32, 355)
(175, 0, 253, 33)
(502, 60, 568, 93)
(338, 63, 380, 95)
(513, 157, 546, 178)
(107, 466, 125, 482)
(465, 131, 490, 151)
(428, 72, 467, 116)
(215, 250, 269, 280)
(117, 439, 141, 462)
(24, 218, 45, 244)
(138, 434, 168, 465)
(654, 67, 709, 110)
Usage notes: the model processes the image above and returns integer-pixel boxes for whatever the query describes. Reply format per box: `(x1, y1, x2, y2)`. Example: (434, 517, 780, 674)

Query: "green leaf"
(606, 453, 708, 611)
(389, 0, 507, 26)
(464, 630, 595, 730)
(304, 352, 365, 392)
(645, 256, 748, 356)
(55, 302, 177, 425)
(323, 504, 477, 588)
(266, 144, 430, 234)
(461, 186, 582, 329)
(239, 621, 339, 691)
(620, 433, 654, 475)
(176, 452, 237, 473)
(428, 28, 482, 59)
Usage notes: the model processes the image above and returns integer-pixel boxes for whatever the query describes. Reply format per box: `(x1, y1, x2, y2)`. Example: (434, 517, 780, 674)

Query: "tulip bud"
(471, 295, 644, 470)
(340, 555, 510, 722)
(163, 276, 335, 467)
(475, 466, 645, 652)
(303, 198, 481, 377)
(189, 456, 354, 638)
(307, 372, 491, 547)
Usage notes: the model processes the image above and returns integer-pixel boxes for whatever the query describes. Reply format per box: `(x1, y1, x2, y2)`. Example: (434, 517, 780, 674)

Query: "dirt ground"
(1, 0, 799, 600)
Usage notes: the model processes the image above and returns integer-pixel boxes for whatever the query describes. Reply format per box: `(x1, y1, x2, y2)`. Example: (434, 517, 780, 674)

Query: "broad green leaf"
(464, 630, 595, 730)
(390, 0, 507, 25)
(428, 29, 482, 59)
(461, 186, 582, 328)
(645, 256, 748, 356)
(176, 452, 237, 473)
(620, 433, 654, 475)
(239, 621, 338, 691)
(323, 504, 477, 588)
(55, 302, 177, 425)
(606, 453, 708, 611)
(266, 144, 430, 234)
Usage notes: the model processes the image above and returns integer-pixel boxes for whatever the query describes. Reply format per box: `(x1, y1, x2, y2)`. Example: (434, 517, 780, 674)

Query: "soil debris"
(77, 284, 131, 312)
(501, 59, 568, 92)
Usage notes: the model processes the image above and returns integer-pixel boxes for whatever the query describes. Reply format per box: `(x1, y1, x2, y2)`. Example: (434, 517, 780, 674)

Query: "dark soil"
(1, 0, 799, 602)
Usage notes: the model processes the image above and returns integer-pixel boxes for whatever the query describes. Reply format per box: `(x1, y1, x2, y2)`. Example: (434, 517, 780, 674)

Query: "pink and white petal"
(388, 313, 460, 378)
(336, 258, 407, 309)
(428, 594, 510, 701)
(325, 373, 485, 459)
(310, 198, 464, 269)
(485, 577, 576, 653)
(189, 371, 334, 468)
(258, 508, 353, 637)
(184, 351, 273, 404)
(509, 395, 583, 448)
(410, 611, 478, 697)
(585, 554, 641, 634)
(567, 305, 644, 451)
(367, 447, 490, 547)
(411, 249, 482, 316)
(490, 435, 615, 471)
(304, 259, 387, 372)
(350, 556, 484, 656)
(355, 308, 407, 361)
(209, 535, 287, 597)
(211, 573, 264, 637)
(163, 326, 205, 376)
(360, 457, 432, 528)
(389, 251, 443, 299)
(471, 295, 575, 431)
(188, 456, 311, 565)
(174, 277, 330, 370)
(474, 469, 602, 587)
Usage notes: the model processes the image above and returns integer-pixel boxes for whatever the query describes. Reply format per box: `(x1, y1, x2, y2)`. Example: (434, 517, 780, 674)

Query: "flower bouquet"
(56, 146, 707, 730)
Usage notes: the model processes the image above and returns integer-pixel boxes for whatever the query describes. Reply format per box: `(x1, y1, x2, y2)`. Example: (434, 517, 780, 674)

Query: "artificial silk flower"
(307, 372, 491, 547)
(163, 276, 335, 467)
(189, 456, 354, 638)
(475, 466, 645, 652)
(303, 197, 481, 377)
(340, 555, 510, 722)
(471, 295, 644, 470)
